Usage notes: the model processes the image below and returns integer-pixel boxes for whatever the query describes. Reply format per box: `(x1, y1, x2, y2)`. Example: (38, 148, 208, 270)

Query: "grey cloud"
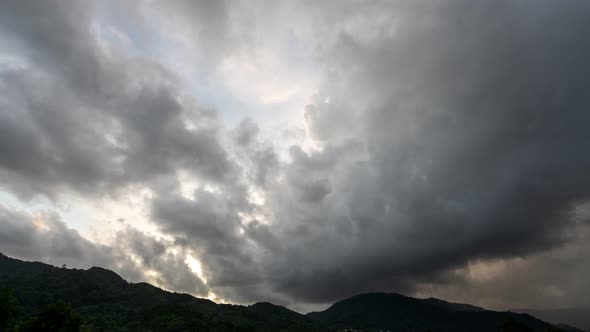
(2, 0, 590, 312)
(296, 178, 331, 204)
(151, 0, 590, 306)
(0, 0, 278, 305)
(230, 118, 281, 188)
(260, 0, 590, 303)
(250, 147, 279, 188)
(243, 220, 282, 253)
(153, 191, 243, 246)
(233, 118, 260, 147)
(152, 191, 262, 292)
(0, 206, 113, 269)
(415, 220, 590, 310)
(0, 0, 233, 198)
(113, 226, 208, 296)
(148, 0, 242, 70)
(0, 205, 208, 296)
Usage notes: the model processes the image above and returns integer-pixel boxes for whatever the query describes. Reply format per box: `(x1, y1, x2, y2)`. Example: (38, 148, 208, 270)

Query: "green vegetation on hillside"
(0, 254, 579, 332)
(0, 253, 327, 332)
(306, 293, 577, 332)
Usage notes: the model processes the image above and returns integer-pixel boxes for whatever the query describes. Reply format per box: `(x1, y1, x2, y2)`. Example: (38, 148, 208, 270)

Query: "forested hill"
(513, 308, 590, 332)
(306, 293, 583, 332)
(0, 253, 328, 332)
(0, 253, 581, 332)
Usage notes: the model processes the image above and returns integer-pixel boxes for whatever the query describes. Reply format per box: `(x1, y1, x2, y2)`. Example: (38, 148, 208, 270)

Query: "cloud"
(1, 0, 590, 311)
(0, 205, 208, 296)
(0, 206, 112, 268)
(112, 225, 209, 296)
(232, 118, 260, 147)
(147, 0, 237, 69)
(0, 0, 233, 199)
(415, 216, 590, 310)
(150, 0, 590, 306)
(258, 0, 590, 303)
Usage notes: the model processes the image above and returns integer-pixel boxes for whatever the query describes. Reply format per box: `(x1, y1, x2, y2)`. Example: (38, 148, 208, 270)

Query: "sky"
(1, 0, 590, 313)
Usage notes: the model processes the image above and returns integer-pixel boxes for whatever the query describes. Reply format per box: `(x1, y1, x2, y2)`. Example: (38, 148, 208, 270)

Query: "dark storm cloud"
(0, 0, 233, 198)
(417, 218, 590, 310)
(290, 0, 590, 302)
(261, 0, 590, 303)
(148, 0, 590, 307)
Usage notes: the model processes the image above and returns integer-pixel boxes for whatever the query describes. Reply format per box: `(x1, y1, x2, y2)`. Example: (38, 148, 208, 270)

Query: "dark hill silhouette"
(0, 253, 582, 332)
(306, 292, 582, 332)
(513, 308, 590, 332)
(0, 253, 327, 331)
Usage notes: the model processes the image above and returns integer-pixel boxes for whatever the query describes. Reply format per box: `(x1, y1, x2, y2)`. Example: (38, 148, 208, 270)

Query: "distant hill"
(0, 253, 328, 332)
(307, 293, 582, 332)
(513, 308, 590, 332)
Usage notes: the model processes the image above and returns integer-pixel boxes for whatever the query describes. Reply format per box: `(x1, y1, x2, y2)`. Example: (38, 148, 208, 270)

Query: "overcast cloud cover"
(1, 0, 590, 312)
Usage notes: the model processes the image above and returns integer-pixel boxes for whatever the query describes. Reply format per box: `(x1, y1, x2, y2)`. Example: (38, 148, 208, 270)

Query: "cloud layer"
(1, 0, 590, 311)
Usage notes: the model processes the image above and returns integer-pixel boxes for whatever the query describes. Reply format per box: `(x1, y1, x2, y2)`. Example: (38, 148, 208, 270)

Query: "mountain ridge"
(306, 292, 582, 332)
(0, 253, 582, 332)
(0, 253, 326, 331)
(512, 308, 590, 332)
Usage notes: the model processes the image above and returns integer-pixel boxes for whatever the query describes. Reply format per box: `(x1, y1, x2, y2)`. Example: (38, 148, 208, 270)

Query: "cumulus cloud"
(0, 205, 208, 296)
(0, 0, 232, 198)
(152, 0, 590, 306)
(0, 206, 112, 268)
(1, 0, 590, 311)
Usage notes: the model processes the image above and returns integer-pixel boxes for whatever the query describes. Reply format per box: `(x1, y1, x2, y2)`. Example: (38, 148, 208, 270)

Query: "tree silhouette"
(17, 302, 82, 332)
(501, 318, 534, 332)
(0, 285, 23, 330)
